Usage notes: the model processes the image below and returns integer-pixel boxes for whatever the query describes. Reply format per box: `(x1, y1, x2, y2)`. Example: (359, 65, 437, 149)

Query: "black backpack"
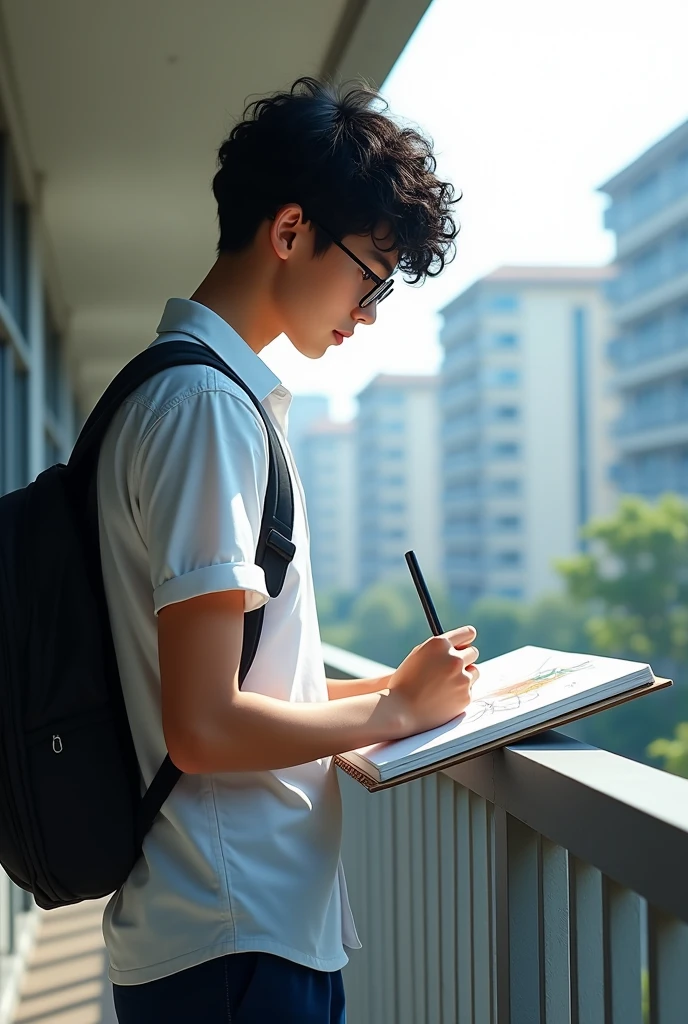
(0, 339, 295, 910)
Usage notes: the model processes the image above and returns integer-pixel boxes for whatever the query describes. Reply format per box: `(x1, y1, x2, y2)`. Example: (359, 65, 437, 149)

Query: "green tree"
(468, 596, 525, 661)
(647, 722, 688, 778)
(319, 579, 463, 669)
(556, 494, 688, 665)
(555, 494, 688, 762)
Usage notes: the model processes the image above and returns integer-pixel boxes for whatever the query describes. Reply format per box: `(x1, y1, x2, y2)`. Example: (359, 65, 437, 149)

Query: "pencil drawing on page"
(465, 654, 594, 724)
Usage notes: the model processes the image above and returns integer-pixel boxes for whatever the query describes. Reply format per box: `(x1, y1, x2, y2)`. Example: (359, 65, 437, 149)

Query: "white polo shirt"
(96, 297, 360, 986)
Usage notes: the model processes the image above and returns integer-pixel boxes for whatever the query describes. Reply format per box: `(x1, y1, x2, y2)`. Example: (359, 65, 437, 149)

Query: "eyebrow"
(367, 249, 396, 279)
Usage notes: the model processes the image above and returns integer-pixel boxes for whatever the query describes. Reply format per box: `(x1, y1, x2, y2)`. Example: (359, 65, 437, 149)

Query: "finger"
(458, 645, 479, 666)
(442, 624, 476, 646)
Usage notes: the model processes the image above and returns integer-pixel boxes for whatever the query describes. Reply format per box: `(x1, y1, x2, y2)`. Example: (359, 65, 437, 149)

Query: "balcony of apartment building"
(3, 6, 688, 1024)
(603, 137, 688, 255)
(6, 640, 688, 1024)
(607, 306, 688, 389)
(612, 380, 688, 453)
(605, 227, 688, 324)
(610, 451, 688, 499)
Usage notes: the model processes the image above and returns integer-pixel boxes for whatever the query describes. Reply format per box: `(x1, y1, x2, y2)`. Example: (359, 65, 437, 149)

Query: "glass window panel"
(44, 306, 61, 416)
(13, 360, 29, 489)
(0, 342, 7, 494)
(45, 431, 62, 469)
(12, 200, 29, 337)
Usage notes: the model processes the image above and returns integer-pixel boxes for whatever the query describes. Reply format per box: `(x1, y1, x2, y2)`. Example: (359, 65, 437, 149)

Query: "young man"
(98, 77, 478, 1024)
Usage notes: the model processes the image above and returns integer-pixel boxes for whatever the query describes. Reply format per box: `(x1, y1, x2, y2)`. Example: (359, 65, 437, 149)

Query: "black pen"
(405, 550, 444, 636)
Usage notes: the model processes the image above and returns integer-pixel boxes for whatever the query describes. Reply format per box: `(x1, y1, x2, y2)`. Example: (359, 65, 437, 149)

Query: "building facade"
(286, 393, 329, 475)
(600, 119, 688, 498)
(356, 374, 442, 590)
(0, 121, 81, 1024)
(440, 267, 617, 608)
(299, 419, 358, 593)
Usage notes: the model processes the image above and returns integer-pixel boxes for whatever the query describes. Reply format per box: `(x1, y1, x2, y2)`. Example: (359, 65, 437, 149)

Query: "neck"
(189, 250, 279, 354)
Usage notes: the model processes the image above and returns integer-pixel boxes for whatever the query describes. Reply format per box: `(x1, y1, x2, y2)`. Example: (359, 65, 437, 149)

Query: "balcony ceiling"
(0, 0, 431, 411)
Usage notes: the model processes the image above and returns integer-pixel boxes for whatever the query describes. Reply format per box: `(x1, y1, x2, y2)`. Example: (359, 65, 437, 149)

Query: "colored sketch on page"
(355, 647, 639, 769)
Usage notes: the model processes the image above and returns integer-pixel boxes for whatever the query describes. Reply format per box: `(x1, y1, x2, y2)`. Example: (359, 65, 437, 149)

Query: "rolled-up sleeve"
(134, 385, 270, 615)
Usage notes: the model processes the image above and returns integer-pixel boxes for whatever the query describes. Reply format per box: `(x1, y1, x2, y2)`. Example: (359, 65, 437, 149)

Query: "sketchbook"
(335, 646, 672, 792)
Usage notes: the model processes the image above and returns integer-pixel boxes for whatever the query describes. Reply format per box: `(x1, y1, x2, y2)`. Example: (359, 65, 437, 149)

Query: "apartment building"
(299, 419, 358, 593)
(356, 374, 441, 590)
(286, 393, 329, 474)
(600, 119, 688, 497)
(440, 267, 617, 608)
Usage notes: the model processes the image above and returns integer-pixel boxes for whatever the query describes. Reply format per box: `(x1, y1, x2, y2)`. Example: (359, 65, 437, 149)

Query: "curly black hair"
(212, 77, 460, 284)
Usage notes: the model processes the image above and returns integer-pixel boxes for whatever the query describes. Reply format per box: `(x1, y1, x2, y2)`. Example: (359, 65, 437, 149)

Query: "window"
(487, 294, 519, 313)
(492, 478, 520, 495)
(383, 448, 404, 460)
(0, 343, 7, 493)
(496, 550, 521, 566)
(45, 433, 62, 469)
(382, 501, 405, 513)
(13, 362, 29, 489)
(497, 586, 523, 599)
(383, 474, 405, 486)
(495, 515, 521, 530)
(492, 368, 520, 387)
(491, 441, 520, 458)
(493, 333, 518, 349)
(380, 390, 404, 405)
(45, 313, 62, 417)
(12, 200, 30, 337)
(493, 405, 518, 420)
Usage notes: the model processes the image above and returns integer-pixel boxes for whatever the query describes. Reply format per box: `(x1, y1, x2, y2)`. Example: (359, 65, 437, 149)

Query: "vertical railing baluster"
(506, 815, 543, 1024)
(380, 789, 397, 1024)
(570, 858, 605, 1024)
(455, 784, 473, 1023)
(369, 787, 384, 1024)
(541, 840, 571, 1023)
(471, 792, 493, 1023)
(409, 778, 427, 1024)
(648, 905, 688, 1024)
(493, 806, 511, 1024)
(423, 776, 441, 1024)
(438, 774, 458, 1024)
(393, 782, 415, 1024)
(604, 879, 642, 1024)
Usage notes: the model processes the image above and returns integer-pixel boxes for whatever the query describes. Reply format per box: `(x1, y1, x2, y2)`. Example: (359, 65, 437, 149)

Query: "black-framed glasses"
(313, 221, 395, 308)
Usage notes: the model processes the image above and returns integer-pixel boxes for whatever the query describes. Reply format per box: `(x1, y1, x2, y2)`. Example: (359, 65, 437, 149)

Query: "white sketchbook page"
(347, 646, 650, 771)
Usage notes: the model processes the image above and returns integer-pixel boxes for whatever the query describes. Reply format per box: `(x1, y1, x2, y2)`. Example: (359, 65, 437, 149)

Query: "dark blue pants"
(112, 950, 346, 1023)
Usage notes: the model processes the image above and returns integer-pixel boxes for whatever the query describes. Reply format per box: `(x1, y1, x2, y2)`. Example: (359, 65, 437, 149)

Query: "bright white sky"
(262, 0, 688, 421)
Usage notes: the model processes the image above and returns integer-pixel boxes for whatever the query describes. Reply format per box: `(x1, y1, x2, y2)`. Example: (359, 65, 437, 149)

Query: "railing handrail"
(323, 642, 688, 926)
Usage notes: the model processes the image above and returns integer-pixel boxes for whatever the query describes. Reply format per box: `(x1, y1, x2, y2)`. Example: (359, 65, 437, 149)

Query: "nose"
(355, 300, 377, 326)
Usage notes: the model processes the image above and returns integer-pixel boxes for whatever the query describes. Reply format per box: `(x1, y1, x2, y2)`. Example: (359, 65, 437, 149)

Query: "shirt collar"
(156, 298, 286, 404)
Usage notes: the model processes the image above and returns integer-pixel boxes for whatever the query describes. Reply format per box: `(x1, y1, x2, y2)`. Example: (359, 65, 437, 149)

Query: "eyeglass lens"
(361, 280, 394, 308)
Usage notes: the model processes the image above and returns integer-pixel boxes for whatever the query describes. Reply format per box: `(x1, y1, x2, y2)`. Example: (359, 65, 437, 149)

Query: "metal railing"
(324, 643, 688, 1024)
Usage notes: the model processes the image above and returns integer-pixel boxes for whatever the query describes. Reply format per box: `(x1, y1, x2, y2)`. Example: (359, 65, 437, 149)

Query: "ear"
(270, 204, 309, 261)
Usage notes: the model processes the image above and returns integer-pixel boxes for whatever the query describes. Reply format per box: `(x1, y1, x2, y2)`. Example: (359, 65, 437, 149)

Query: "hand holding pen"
(381, 552, 480, 737)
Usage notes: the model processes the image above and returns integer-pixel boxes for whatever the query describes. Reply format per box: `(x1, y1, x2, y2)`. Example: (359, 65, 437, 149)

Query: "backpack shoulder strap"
(67, 341, 296, 846)
(69, 340, 295, 605)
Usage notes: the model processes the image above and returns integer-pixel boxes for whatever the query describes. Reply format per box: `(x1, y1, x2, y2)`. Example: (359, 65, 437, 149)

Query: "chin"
(290, 337, 330, 360)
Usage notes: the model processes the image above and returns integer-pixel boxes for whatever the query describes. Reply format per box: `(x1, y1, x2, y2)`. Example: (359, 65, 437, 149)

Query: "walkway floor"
(11, 898, 117, 1024)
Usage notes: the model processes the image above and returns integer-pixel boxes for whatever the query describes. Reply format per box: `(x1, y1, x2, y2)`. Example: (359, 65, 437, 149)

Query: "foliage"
(647, 722, 688, 778)
(556, 494, 688, 665)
